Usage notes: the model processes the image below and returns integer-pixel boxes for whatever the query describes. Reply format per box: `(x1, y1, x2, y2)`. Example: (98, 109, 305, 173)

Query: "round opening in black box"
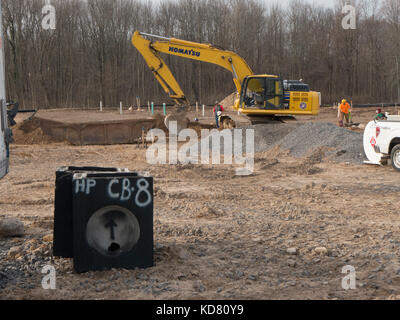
(86, 206, 140, 257)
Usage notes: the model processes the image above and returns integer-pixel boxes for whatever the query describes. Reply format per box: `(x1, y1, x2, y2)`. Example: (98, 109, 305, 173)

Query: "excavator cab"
(240, 76, 283, 110)
(238, 75, 320, 116)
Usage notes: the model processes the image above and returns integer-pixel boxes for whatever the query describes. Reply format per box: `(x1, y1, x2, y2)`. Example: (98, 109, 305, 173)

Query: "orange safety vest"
(339, 102, 351, 114)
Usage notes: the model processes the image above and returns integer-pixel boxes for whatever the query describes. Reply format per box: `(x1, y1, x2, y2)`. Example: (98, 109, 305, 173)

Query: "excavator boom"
(132, 31, 255, 104)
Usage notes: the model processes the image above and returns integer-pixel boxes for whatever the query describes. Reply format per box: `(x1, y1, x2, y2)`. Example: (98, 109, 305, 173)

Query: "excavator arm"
(131, 31, 254, 105)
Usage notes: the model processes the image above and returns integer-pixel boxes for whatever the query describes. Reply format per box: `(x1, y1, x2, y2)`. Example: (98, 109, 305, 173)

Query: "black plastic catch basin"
(53, 166, 133, 257)
(72, 173, 153, 273)
(53, 166, 153, 273)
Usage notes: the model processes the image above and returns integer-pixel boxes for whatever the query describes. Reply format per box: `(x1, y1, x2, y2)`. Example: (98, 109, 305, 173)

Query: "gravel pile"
(250, 123, 300, 153)
(273, 122, 365, 164)
(198, 122, 365, 164)
(219, 92, 237, 111)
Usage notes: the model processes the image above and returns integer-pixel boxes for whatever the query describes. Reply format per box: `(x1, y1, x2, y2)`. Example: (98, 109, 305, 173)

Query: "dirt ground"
(1, 106, 400, 300)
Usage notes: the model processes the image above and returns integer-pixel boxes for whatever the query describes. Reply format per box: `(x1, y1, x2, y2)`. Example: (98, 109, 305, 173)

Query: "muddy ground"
(1, 107, 400, 300)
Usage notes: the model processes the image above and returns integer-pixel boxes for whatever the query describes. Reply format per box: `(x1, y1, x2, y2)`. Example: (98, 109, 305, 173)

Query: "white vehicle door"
(0, 0, 9, 179)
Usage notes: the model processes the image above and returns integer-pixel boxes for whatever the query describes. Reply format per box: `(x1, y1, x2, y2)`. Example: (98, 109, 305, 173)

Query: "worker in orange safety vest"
(338, 99, 351, 127)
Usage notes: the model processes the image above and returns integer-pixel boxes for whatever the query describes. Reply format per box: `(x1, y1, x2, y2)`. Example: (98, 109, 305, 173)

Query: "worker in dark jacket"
(6, 101, 19, 127)
(213, 102, 224, 128)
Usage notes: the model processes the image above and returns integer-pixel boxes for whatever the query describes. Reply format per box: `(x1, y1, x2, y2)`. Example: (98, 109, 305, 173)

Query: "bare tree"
(1, 0, 399, 108)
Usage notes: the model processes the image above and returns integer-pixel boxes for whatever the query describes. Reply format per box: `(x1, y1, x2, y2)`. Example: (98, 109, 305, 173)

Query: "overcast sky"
(265, 0, 336, 8)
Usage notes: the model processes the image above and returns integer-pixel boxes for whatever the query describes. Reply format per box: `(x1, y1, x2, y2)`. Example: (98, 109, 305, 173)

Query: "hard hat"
(342, 99, 347, 104)
(217, 111, 222, 117)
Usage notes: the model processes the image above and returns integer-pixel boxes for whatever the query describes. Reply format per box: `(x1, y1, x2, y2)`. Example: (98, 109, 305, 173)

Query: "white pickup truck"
(364, 115, 400, 171)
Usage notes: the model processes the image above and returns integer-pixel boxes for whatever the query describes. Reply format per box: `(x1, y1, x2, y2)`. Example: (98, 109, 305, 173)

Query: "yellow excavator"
(131, 31, 320, 119)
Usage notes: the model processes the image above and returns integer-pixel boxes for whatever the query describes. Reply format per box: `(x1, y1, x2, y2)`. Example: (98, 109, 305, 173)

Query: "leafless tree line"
(2, 0, 400, 109)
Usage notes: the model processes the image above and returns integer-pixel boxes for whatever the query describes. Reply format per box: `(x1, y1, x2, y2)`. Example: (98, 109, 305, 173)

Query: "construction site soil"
(1, 105, 400, 300)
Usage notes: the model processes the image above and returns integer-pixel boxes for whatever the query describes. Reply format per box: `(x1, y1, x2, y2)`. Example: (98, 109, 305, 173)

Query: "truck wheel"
(391, 145, 400, 171)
